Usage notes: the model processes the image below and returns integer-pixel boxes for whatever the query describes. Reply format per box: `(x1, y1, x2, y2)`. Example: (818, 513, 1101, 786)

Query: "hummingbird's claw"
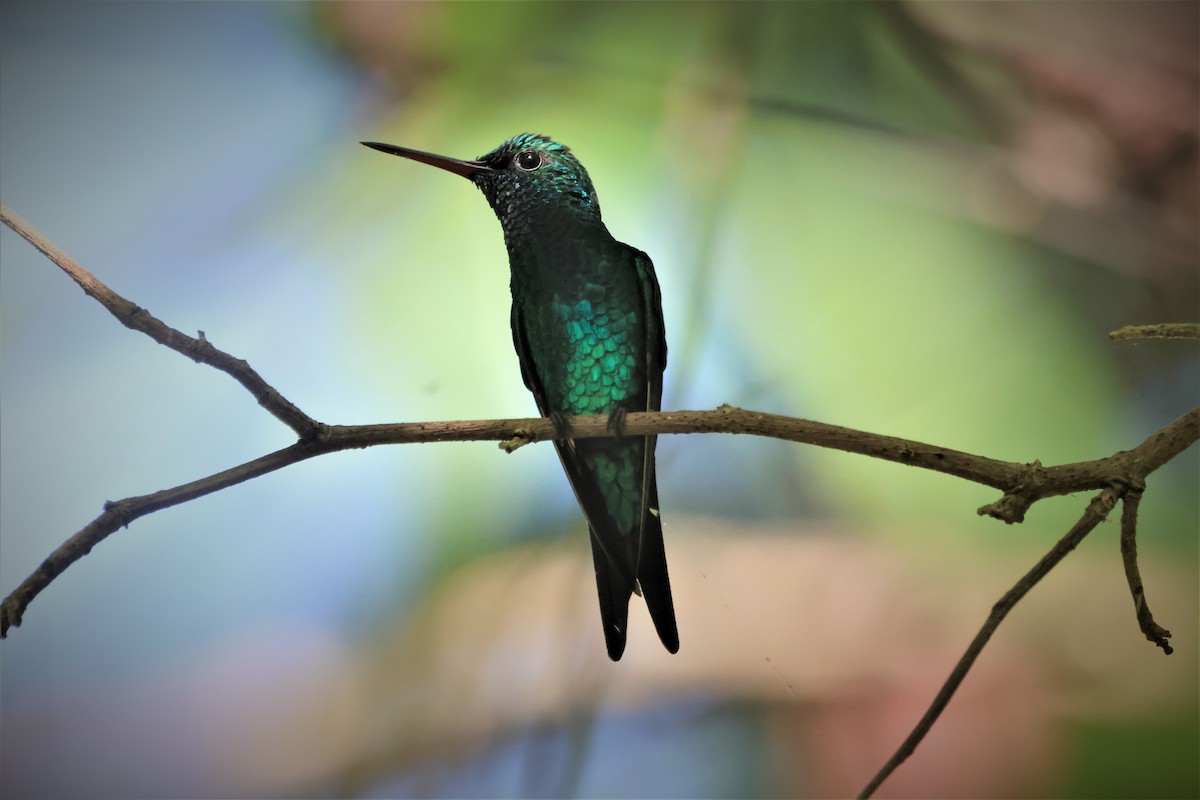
(606, 406, 628, 437)
(549, 410, 573, 439)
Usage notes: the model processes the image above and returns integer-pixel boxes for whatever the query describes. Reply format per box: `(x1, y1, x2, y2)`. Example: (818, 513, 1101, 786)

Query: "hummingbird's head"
(471, 133, 600, 219)
(362, 133, 602, 226)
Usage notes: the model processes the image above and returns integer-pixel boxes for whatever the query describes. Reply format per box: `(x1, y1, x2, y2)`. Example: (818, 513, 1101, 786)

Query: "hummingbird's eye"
(515, 150, 542, 171)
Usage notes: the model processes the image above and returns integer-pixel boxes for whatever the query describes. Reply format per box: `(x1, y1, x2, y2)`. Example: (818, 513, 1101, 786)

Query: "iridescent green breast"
(553, 296, 639, 415)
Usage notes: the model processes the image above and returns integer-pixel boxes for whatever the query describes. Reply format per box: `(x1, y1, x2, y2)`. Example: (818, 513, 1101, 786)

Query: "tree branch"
(3, 203, 1197, 799)
(3, 403, 1195, 639)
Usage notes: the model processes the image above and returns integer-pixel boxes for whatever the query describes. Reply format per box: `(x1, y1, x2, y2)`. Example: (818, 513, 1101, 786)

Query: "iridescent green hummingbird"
(362, 134, 677, 660)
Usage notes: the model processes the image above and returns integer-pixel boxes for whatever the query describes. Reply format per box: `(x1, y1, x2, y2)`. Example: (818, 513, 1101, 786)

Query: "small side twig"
(1120, 489, 1173, 654)
(1109, 323, 1200, 341)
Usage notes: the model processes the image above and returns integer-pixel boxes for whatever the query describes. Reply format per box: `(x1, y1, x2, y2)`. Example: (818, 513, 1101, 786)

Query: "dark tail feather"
(637, 481, 679, 653)
(590, 529, 634, 660)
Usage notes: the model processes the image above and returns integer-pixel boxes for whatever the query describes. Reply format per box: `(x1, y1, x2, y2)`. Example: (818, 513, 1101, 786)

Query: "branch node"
(180, 331, 211, 361)
(977, 494, 1029, 523)
(1111, 472, 1146, 494)
(300, 421, 332, 444)
(977, 460, 1050, 523)
(103, 500, 134, 530)
(500, 429, 536, 453)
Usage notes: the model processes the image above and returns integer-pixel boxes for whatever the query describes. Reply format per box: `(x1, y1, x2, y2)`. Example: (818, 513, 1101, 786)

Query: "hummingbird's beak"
(361, 141, 492, 179)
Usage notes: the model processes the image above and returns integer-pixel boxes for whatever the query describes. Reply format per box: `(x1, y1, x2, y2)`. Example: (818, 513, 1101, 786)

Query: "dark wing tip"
(605, 631, 627, 661)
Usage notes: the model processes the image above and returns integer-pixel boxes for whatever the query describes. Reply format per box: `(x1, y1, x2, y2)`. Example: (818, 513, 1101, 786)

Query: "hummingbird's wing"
(512, 300, 638, 660)
(627, 246, 679, 654)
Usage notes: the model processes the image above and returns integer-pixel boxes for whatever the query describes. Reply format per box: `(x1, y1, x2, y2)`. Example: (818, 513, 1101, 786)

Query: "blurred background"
(1, 2, 1196, 797)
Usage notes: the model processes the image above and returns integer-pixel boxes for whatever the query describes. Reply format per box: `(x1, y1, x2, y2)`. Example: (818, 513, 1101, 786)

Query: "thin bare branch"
(0, 443, 312, 636)
(0, 202, 318, 436)
(858, 486, 1124, 799)
(1109, 323, 1200, 340)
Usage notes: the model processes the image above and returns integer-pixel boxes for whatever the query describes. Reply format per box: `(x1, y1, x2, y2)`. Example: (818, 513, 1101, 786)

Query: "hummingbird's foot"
(549, 410, 573, 439)
(606, 406, 629, 437)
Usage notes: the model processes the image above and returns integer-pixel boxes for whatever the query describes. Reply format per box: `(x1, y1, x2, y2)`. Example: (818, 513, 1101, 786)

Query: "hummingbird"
(362, 133, 677, 660)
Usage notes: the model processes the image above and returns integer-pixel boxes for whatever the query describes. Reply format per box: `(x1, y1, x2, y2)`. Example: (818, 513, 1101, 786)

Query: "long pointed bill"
(361, 141, 492, 179)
